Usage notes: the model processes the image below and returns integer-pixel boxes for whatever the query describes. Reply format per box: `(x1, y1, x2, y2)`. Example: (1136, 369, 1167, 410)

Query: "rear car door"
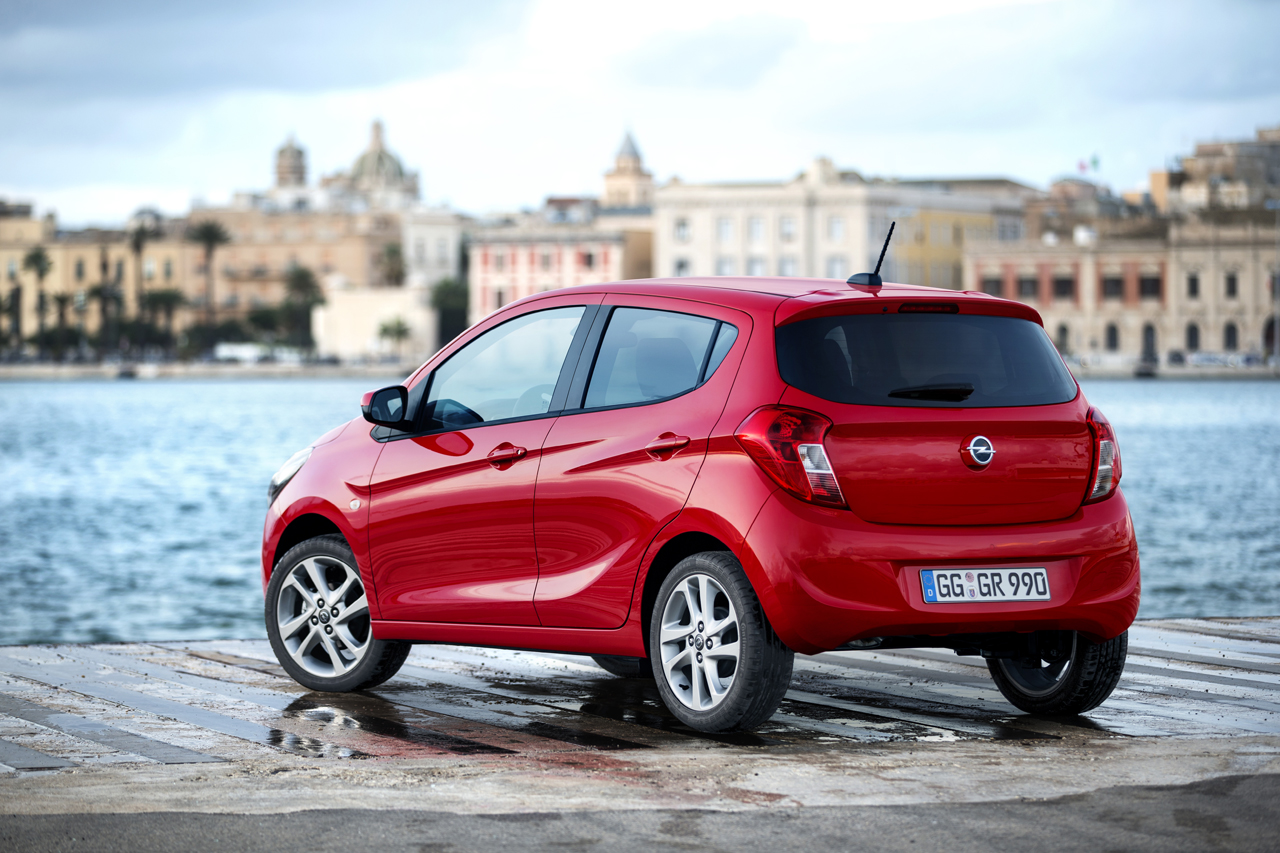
(368, 298, 598, 625)
(532, 296, 749, 628)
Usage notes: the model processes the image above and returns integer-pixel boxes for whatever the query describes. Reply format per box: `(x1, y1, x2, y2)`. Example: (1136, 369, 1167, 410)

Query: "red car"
(262, 275, 1138, 732)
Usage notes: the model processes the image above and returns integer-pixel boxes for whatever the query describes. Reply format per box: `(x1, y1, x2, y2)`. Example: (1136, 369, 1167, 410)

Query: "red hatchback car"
(262, 276, 1138, 732)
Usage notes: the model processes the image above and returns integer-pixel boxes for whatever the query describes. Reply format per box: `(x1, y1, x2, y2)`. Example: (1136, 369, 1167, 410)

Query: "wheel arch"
(639, 531, 734, 660)
(271, 513, 345, 574)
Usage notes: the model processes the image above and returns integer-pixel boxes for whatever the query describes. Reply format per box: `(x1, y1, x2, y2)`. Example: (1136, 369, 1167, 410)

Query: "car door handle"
(487, 443, 527, 467)
(645, 433, 690, 457)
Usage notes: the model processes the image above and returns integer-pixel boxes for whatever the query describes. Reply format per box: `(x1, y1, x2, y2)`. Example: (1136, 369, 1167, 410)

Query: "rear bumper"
(740, 488, 1140, 654)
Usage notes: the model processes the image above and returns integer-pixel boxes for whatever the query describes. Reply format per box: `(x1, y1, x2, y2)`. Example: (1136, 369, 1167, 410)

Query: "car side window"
(583, 307, 734, 409)
(423, 306, 586, 429)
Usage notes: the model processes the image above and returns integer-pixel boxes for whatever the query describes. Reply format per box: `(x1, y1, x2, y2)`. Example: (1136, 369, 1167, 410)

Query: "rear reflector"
(898, 303, 959, 314)
(735, 407, 847, 508)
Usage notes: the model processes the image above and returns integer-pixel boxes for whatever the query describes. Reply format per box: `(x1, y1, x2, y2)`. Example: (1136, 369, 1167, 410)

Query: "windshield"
(776, 313, 1078, 408)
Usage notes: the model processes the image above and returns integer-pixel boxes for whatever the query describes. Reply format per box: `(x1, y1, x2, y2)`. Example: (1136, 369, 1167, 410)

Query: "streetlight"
(1267, 199, 1280, 372)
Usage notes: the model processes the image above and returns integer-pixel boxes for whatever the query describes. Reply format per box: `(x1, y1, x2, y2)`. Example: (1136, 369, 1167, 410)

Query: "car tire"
(649, 551, 794, 732)
(590, 655, 654, 678)
(986, 630, 1127, 714)
(266, 534, 410, 692)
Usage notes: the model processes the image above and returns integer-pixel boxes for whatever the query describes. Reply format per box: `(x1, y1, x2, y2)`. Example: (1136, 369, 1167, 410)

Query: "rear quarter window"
(776, 313, 1077, 408)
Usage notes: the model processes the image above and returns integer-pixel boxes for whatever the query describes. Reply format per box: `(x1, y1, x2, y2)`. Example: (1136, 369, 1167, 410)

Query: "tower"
(603, 132, 653, 210)
(275, 136, 306, 188)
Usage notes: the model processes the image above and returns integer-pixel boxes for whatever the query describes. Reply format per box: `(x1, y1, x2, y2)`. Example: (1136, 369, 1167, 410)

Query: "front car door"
(533, 296, 750, 628)
(368, 298, 598, 625)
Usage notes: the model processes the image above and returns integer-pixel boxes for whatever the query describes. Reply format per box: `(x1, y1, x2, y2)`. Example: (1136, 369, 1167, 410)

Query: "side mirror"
(361, 385, 410, 428)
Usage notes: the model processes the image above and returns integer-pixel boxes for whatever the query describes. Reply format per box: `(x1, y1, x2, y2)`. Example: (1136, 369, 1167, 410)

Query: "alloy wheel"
(274, 555, 371, 679)
(658, 573, 741, 711)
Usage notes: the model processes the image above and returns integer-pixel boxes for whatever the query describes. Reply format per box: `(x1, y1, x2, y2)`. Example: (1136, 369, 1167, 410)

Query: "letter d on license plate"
(920, 568, 1050, 604)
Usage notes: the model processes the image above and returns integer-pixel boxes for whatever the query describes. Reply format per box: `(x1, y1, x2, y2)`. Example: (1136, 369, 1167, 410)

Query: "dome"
(350, 121, 406, 189)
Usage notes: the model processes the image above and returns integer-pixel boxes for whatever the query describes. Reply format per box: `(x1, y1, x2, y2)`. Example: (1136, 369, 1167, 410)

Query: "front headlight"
(268, 447, 312, 506)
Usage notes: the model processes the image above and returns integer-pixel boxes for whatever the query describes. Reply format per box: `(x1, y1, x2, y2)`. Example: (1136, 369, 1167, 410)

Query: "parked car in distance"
(262, 275, 1138, 732)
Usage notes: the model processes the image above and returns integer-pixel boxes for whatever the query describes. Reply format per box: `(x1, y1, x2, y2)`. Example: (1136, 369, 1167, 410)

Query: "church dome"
(351, 121, 406, 189)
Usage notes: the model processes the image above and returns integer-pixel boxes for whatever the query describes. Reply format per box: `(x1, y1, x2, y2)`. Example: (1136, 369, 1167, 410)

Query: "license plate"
(920, 568, 1050, 604)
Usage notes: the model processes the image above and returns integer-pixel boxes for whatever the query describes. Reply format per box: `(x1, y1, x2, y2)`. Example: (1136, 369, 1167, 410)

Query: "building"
(653, 158, 1032, 289)
(1150, 125, 1280, 213)
(963, 217, 1280, 371)
(466, 135, 655, 325)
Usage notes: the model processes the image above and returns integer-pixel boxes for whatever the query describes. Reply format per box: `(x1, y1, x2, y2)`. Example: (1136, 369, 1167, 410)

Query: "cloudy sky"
(2, 0, 1278, 226)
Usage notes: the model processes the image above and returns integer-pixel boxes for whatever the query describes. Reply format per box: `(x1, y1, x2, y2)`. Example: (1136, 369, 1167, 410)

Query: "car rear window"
(776, 313, 1077, 408)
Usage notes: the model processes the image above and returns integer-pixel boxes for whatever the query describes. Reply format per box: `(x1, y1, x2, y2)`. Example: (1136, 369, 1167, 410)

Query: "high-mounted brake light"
(735, 407, 847, 508)
(1085, 407, 1122, 503)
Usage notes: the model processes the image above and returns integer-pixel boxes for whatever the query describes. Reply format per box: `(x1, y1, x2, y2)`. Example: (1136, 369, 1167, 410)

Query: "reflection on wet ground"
(1, 617, 1279, 772)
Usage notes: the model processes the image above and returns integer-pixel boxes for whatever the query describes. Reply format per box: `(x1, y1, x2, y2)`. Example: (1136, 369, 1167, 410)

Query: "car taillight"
(735, 406, 847, 508)
(1085, 407, 1122, 503)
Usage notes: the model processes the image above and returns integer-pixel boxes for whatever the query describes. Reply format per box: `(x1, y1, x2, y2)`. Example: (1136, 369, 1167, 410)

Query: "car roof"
(568, 276, 947, 299)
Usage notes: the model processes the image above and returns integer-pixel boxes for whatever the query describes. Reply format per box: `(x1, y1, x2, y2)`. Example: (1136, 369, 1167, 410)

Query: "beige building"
(654, 158, 1031, 288)
(963, 218, 1280, 371)
(1150, 124, 1280, 214)
(466, 135, 655, 325)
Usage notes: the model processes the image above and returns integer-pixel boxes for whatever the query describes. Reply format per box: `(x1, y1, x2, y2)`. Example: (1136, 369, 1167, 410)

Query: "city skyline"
(1, 0, 1278, 226)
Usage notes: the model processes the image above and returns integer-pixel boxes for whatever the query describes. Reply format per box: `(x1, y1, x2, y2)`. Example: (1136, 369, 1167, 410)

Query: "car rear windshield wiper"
(887, 383, 975, 402)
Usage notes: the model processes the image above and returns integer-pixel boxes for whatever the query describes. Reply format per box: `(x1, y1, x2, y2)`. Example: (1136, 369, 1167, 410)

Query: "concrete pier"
(2, 617, 1279, 851)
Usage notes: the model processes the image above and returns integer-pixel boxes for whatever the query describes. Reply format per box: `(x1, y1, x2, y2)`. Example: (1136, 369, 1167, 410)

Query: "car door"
(533, 296, 750, 629)
(368, 298, 598, 625)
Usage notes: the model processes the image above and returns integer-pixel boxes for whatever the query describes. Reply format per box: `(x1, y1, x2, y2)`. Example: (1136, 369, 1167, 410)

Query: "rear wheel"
(650, 551, 793, 732)
(591, 655, 653, 678)
(266, 534, 410, 692)
(987, 630, 1127, 714)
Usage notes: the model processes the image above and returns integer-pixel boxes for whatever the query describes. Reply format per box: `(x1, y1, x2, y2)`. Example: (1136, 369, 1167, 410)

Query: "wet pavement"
(2, 618, 1280, 850)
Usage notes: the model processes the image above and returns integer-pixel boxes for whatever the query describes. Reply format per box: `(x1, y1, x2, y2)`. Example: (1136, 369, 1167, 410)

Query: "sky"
(1, 0, 1278, 227)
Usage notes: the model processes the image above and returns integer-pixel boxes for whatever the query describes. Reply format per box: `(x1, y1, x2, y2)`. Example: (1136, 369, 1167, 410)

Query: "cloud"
(621, 17, 806, 90)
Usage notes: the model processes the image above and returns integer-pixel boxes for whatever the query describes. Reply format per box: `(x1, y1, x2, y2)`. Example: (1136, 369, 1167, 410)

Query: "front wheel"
(649, 551, 794, 732)
(987, 630, 1128, 714)
(266, 534, 410, 692)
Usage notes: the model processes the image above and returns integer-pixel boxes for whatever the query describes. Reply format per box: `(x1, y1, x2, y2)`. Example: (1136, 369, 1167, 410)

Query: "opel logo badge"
(962, 435, 996, 467)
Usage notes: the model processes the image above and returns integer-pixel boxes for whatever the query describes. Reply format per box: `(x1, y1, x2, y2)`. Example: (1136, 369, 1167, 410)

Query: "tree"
(52, 292, 72, 361)
(430, 277, 469, 348)
(379, 242, 405, 286)
(87, 283, 121, 358)
(283, 265, 325, 349)
(129, 222, 159, 321)
(379, 316, 411, 361)
(22, 246, 52, 359)
(143, 288, 185, 358)
(186, 220, 230, 325)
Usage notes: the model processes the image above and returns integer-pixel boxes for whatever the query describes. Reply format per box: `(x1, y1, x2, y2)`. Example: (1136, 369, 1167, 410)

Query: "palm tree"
(144, 289, 186, 359)
(379, 242, 406, 286)
(52, 293, 72, 361)
(22, 246, 52, 359)
(186, 221, 230, 325)
(379, 316, 411, 361)
(129, 223, 159, 320)
(284, 265, 324, 349)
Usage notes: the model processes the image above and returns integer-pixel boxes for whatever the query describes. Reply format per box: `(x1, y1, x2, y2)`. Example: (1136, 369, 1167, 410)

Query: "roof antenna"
(847, 221, 895, 288)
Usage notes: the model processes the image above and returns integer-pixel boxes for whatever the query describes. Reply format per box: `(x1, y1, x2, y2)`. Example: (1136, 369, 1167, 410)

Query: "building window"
(1053, 276, 1075, 299)
(5, 259, 14, 278)
(1187, 273, 1199, 298)
(1105, 323, 1119, 351)
(674, 258, 690, 277)
(779, 217, 796, 242)
(414, 238, 426, 264)
(493, 253, 505, 272)
(437, 238, 448, 265)
(716, 217, 732, 245)
(1186, 322, 1200, 352)
(114, 260, 124, 281)
(778, 256, 798, 277)
(1139, 276, 1162, 299)
(1142, 323, 1157, 361)
(144, 259, 155, 280)
(540, 253, 552, 271)
(164, 259, 173, 281)
(715, 257, 735, 276)
(828, 216, 845, 242)
(953, 223, 964, 246)
(825, 255, 848, 280)
(981, 277, 1002, 297)
(1225, 272, 1238, 299)
(1017, 276, 1037, 298)
(1224, 322, 1239, 351)
(1056, 323, 1070, 353)
(1102, 276, 1123, 299)
(674, 218, 690, 242)
(746, 257, 766, 277)
(494, 288, 506, 309)
(75, 259, 85, 281)
(580, 252, 595, 270)
(747, 217, 764, 245)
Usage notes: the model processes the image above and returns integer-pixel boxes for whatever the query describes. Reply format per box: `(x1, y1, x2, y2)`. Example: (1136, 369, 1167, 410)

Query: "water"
(1, 378, 1278, 645)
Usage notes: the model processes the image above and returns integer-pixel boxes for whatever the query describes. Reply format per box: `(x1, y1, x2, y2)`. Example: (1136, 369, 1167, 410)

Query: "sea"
(0, 377, 1277, 645)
